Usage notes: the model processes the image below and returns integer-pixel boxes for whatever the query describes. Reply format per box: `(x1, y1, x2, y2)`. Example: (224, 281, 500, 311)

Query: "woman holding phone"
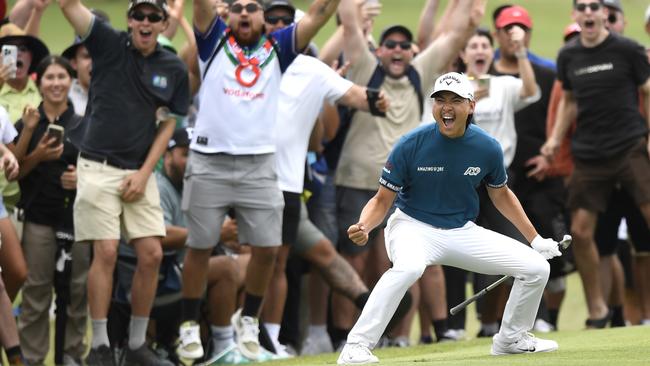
(12, 55, 88, 365)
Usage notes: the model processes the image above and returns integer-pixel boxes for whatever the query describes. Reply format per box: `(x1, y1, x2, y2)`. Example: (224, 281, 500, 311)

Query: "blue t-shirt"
(380, 123, 507, 229)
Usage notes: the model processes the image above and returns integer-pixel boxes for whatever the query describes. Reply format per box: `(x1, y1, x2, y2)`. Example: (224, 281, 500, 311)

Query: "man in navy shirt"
(58, 0, 190, 365)
(337, 72, 562, 365)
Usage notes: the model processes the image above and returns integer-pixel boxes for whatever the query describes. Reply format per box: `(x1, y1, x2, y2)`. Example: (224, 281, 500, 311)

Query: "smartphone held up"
(46, 124, 64, 146)
(2, 45, 17, 80)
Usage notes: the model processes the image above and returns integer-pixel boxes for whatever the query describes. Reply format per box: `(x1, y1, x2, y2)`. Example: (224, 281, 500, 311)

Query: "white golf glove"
(531, 235, 562, 259)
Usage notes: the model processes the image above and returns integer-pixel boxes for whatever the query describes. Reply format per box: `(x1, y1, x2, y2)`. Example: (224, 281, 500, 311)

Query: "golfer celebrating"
(337, 72, 561, 365)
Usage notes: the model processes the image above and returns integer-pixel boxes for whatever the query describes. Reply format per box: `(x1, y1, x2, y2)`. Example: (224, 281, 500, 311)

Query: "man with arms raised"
(178, 0, 341, 361)
(57, 0, 190, 365)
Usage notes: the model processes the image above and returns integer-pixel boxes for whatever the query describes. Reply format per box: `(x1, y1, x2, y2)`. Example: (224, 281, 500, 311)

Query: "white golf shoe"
(337, 343, 379, 365)
(491, 332, 558, 355)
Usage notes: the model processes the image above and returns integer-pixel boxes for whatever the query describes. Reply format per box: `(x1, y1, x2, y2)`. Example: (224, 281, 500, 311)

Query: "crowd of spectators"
(0, 0, 648, 365)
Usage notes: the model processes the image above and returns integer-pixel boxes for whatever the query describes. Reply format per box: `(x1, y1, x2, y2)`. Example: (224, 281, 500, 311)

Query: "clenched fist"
(347, 223, 369, 246)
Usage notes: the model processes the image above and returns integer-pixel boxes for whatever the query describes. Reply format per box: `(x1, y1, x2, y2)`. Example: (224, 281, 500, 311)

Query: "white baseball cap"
(430, 72, 474, 101)
(645, 5, 650, 25)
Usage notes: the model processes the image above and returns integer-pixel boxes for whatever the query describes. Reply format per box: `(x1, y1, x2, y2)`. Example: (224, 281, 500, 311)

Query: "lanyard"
(227, 34, 273, 88)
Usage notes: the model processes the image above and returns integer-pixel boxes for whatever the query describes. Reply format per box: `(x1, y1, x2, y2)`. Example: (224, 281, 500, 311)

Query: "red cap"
(563, 23, 581, 39)
(495, 5, 533, 29)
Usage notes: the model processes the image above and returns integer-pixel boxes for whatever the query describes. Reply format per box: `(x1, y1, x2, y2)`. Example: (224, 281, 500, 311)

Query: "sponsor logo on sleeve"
(379, 177, 401, 192)
(383, 161, 394, 174)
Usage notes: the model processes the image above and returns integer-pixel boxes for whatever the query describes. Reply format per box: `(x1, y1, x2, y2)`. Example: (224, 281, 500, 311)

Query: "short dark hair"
(491, 4, 513, 27)
(472, 28, 494, 47)
(35, 55, 75, 87)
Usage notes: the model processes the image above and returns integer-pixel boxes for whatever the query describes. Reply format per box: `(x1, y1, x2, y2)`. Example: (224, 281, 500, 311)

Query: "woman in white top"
(459, 27, 540, 168)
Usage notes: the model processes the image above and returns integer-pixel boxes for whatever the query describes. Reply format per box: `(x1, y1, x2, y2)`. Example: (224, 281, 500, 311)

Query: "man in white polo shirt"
(178, 0, 341, 361)
(260, 1, 389, 355)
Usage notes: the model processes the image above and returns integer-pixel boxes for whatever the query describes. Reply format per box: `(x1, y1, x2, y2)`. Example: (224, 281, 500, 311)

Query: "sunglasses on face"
(130, 11, 164, 23)
(607, 13, 617, 23)
(575, 2, 601, 12)
(265, 15, 294, 25)
(383, 40, 411, 50)
(230, 3, 261, 14)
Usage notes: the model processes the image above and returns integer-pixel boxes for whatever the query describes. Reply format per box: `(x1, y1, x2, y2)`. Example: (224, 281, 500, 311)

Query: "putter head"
(560, 234, 572, 250)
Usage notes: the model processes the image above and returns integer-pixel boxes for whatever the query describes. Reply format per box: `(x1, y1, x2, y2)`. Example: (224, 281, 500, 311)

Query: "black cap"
(264, 0, 296, 17)
(168, 127, 192, 150)
(128, 0, 169, 17)
(379, 25, 413, 45)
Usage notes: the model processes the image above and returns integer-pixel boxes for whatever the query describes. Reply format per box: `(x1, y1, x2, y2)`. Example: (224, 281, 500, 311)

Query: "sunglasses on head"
(230, 3, 261, 14)
(130, 11, 164, 23)
(265, 15, 294, 25)
(383, 39, 411, 50)
(575, 2, 601, 12)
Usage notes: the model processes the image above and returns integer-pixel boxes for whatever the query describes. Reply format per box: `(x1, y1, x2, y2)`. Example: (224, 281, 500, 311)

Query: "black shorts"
(336, 186, 393, 255)
(282, 191, 301, 245)
(569, 138, 650, 213)
(595, 187, 650, 255)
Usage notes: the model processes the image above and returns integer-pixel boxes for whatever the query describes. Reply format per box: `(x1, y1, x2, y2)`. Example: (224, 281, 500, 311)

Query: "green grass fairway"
(267, 326, 650, 366)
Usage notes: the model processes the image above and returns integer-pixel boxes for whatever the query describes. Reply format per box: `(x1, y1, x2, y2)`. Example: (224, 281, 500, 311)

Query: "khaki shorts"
(74, 157, 166, 242)
(568, 138, 650, 213)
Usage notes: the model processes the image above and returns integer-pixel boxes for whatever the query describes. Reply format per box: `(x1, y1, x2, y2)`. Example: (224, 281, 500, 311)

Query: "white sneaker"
(177, 321, 204, 359)
(438, 329, 465, 342)
(337, 343, 379, 365)
(231, 309, 261, 360)
(273, 344, 294, 359)
(301, 334, 334, 355)
(491, 332, 558, 355)
(533, 319, 556, 333)
(388, 336, 409, 348)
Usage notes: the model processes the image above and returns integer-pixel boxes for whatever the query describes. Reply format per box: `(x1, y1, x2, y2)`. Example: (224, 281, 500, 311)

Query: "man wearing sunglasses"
(264, 0, 296, 28)
(178, 0, 340, 362)
(57, 0, 190, 365)
(603, 0, 625, 35)
(542, 0, 650, 330)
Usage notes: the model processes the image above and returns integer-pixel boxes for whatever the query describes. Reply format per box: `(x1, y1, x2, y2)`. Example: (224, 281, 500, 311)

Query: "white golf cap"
(645, 5, 650, 24)
(430, 72, 474, 101)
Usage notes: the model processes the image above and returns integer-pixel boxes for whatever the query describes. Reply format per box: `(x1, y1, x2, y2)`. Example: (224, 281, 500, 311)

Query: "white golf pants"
(347, 209, 550, 348)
